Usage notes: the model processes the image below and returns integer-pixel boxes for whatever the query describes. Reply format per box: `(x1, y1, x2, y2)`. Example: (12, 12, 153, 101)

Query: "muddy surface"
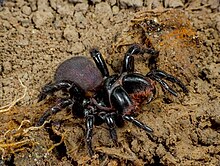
(0, 0, 219, 165)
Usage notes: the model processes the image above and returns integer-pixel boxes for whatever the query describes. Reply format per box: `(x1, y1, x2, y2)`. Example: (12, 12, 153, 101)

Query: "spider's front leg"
(121, 44, 141, 73)
(146, 69, 188, 96)
(121, 44, 159, 73)
(38, 80, 84, 102)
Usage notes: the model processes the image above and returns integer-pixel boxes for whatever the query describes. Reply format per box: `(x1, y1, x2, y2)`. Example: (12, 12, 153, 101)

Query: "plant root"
(0, 78, 28, 113)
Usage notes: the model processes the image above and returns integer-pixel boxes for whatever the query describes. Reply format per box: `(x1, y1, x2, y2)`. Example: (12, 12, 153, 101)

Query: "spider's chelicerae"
(37, 45, 188, 156)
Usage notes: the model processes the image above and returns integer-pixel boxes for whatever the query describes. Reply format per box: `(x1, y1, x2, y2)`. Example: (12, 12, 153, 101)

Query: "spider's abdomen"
(55, 56, 103, 92)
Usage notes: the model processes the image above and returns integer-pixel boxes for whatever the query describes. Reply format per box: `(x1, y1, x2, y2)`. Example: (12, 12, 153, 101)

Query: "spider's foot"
(123, 115, 153, 133)
(38, 93, 47, 102)
(88, 147, 94, 157)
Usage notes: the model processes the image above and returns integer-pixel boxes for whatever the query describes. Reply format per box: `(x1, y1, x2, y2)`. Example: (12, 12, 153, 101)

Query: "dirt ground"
(0, 0, 219, 165)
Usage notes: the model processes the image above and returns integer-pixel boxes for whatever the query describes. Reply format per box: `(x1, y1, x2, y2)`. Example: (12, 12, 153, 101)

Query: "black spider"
(37, 45, 188, 156)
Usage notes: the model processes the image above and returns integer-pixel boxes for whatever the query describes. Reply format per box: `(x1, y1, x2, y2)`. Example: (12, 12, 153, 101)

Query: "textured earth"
(0, 0, 219, 165)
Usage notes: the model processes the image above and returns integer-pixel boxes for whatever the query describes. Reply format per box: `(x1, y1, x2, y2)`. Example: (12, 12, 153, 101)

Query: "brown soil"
(0, 0, 219, 165)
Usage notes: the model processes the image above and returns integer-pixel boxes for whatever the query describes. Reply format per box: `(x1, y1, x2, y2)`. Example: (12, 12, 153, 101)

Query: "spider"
(37, 45, 188, 156)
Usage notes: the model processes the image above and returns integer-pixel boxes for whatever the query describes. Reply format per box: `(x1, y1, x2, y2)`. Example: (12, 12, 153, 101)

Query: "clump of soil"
(0, 0, 219, 165)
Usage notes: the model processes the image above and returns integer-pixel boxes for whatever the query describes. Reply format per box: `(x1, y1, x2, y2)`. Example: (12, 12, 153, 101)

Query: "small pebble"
(119, 0, 143, 8)
(63, 25, 79, 42)
(22, 6, 32, 16)
(74, 12, 87, 28)
(32, 11, 54, 28)
(3, 61, 12, 72)
(75, 3, 89, 14)
(95, 2, 112, 18)
(209, 0, 219, 9)
(112, 6, 119, 15)
(164, 0, 184, 8)
(108, 0, 117, 6)
(68, 42, 85, 54)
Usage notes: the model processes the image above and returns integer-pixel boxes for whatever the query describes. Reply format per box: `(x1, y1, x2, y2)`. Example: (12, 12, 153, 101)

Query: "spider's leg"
(121, 44, 159, 73)
(122, 115, 153, 133)
(38, 80, 84, 102)
(146, 69, 188, 95)
(37, 98, 73, 126)
(104, 113, 118, 145)
(121, 44, 141, 73)
(84, 109, 95, 156)
(149, 74, 178, 96)
(146, 48, 159, 70)
(90, 49, 109, 77)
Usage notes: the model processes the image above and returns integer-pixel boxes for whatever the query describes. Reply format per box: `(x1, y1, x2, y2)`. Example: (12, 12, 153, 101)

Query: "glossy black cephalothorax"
(37, 45, 188, 156)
